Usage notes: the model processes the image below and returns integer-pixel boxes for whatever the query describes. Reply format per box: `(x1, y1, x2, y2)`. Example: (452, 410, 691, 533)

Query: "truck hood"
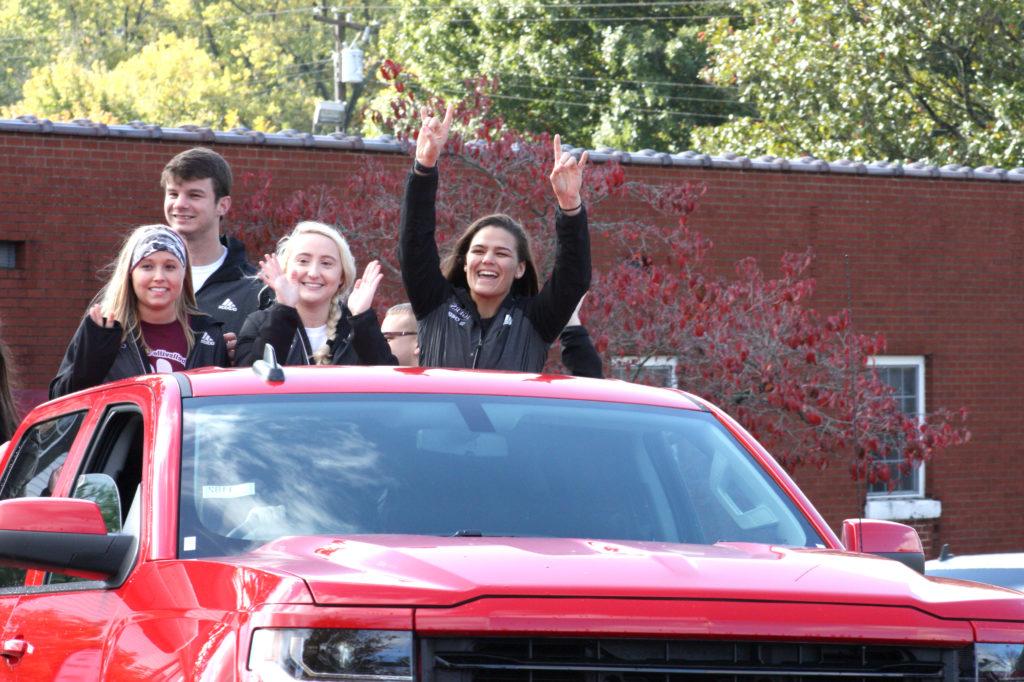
(243, 535, 1024, 621)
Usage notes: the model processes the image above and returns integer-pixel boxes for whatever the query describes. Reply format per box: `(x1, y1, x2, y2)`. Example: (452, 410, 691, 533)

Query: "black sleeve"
(399, 166, 452, 319)
(524, 206, 592, 343)
(49, 316, 124, 399)
(235, 304, 300, 367)
(349, 308, 399, 366)
(560, 325, 603, 379)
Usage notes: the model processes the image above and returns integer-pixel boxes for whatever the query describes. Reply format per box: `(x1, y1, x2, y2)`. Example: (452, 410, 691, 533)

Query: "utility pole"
(313, 2, 371, 133)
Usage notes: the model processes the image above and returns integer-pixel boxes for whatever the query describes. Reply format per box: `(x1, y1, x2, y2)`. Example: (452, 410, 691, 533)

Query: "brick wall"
(1, 129, 1021, 558)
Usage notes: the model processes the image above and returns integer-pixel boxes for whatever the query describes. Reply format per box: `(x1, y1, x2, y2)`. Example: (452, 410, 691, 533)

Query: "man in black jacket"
(162, 147, 270, 359)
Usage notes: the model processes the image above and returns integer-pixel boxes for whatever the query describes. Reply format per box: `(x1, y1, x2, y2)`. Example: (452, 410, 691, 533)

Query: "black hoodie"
(194, 235, 272, 338)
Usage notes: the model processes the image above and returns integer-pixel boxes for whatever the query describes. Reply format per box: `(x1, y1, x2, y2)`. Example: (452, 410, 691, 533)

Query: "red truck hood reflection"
(243, 535, 1024, 620)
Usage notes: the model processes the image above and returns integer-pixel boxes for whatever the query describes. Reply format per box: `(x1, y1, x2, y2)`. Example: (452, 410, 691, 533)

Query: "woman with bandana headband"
(49, 224, 229, 398)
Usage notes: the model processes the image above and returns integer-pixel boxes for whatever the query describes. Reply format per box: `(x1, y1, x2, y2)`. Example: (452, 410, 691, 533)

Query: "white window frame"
(610, 356, 678, 388)
(864, 355, 940, 521)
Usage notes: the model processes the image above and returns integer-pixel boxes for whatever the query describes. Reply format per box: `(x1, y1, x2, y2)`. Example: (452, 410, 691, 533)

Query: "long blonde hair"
(97, 224, 199, 352)
(276, 221, 357, 365)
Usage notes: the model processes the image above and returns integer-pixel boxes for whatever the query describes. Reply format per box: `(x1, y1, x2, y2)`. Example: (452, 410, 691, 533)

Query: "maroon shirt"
(140, 320, 188, 373)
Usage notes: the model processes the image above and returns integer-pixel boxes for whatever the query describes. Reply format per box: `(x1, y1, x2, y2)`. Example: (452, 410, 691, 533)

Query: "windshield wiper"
(451, 529, 484, 537)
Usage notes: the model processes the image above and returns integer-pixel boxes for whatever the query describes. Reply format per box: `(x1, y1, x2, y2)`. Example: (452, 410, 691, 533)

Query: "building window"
(610, 356, 677, 388)
(867, 356, 925, 497)
(0, 241, 17, 269)
(864, 355, 941, 521)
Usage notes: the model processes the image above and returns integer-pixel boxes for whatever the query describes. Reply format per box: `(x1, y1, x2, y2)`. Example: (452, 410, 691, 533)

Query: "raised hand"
(549, 133, 589, 211)
(347, 260, 383, 316)
(88, 304, 118, 329)
(415, 102, 454, 169)
(257, 253, 300, 308)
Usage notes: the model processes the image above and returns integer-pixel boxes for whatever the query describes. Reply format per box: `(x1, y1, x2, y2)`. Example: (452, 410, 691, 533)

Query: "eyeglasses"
(382, 331, 417, 340)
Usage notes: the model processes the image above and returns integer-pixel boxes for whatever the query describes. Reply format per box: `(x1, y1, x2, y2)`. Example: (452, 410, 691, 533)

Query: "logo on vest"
(200, 332, 216, 346)
(447, 303, 471, 327)
(217, 298, 237, 312)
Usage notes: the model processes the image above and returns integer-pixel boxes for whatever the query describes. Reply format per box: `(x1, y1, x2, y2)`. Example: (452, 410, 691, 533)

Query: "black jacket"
(399, 167, 591, 372)
(235, 303, 397, 367)
(195, 235, 272, 338)
(49, 314, 228, 399)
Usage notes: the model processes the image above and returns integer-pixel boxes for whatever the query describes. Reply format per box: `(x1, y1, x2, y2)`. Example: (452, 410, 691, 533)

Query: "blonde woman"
(50, 225, 228, 398)
(236, 221, 396, 366)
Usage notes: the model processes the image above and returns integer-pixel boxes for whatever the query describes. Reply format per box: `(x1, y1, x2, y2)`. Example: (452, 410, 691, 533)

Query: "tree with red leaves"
(231, 62, 968, 483)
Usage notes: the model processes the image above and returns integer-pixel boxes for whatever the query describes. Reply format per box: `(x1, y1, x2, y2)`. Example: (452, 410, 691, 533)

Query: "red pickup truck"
(0, 363, 1020, 680)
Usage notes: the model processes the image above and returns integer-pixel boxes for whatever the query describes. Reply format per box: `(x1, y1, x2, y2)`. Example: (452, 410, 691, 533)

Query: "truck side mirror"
(841, 518, 925, 573)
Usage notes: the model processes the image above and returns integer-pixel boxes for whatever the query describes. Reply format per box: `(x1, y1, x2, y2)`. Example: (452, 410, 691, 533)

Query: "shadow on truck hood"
(238, 534, 1024, 621)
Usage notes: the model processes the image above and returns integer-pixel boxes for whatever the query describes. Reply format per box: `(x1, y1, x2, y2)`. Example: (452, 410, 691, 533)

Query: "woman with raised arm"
(399, 104, 591, 371)
(235, 221, 397, 367)
(50, 225, 228, 398)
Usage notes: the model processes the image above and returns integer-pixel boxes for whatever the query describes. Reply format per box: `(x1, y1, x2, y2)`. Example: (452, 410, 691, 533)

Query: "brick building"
(1, 117, 1022, 556)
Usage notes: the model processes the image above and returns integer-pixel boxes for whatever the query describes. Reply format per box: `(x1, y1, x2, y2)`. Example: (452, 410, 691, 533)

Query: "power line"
(485, 92, 755, 120)
(449, 14, 740, 23)
(499, 72, 739, 91)
(317, 0, 736, 9)
(497, 76, 745, 105)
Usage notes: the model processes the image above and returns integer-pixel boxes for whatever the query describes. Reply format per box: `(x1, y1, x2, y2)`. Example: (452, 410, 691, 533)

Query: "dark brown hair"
(441, 214, 539, 297)
(160, 147, 233, 200)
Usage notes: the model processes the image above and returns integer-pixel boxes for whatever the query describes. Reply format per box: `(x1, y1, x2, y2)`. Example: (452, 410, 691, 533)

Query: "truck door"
(3, 404, 144, 680)
(0, 411, 87, 673)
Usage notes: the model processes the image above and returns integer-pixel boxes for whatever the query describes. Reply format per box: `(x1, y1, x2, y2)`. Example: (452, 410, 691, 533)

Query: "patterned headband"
(130, 226, 188, 271)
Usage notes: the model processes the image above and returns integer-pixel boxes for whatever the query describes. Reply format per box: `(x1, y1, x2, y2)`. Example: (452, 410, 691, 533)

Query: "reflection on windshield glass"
(179, 395, 821, 558)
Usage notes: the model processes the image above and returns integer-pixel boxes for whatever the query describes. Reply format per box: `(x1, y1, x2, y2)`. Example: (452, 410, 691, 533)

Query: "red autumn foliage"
(230, 67, 969, 483)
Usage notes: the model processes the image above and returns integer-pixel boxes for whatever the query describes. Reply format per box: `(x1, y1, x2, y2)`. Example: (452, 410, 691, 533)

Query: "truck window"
(0, 412, 86, 589)
(46, 406, 144, 586)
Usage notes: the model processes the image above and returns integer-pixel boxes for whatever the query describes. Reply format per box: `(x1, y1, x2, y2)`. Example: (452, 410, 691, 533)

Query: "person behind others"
(381, 302, 419, 366)
(50, 225, 228, 398)
(560, 293, 603, 379)
(0, 330, 17, 443)
(162, 147, 272, 358)
(235, 221, 396, 367)
(400, 104, 591, 372)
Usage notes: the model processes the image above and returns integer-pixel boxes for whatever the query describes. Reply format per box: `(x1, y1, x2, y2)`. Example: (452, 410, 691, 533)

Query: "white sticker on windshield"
(202, 482, 256, 499)
(183, 536, 196, 552)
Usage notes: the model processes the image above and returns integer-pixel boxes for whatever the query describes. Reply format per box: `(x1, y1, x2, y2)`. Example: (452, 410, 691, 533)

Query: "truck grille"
(420, 638, 968, 682)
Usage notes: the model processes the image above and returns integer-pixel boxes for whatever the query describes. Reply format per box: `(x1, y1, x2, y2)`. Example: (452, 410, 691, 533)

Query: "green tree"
(0, 0, 370, 132)
(368, 0, 743, 151)
(694, 0, 1024, 167)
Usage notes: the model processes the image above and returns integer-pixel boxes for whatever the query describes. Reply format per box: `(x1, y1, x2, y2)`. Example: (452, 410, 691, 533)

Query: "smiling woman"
(49, 225, 229, 398)
(399, 104, 592, 372)
(234, 221, 397, 367)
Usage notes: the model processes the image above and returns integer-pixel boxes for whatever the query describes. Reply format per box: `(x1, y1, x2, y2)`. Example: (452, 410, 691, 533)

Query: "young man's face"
(163, 176, 230, 241)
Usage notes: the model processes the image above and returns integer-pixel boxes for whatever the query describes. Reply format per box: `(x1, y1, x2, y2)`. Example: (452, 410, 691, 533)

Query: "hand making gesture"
(257, 253, 300, 309)
(88, 304, 118, 329)
(549, 134, 589, 213)
(347, 260, 384, 316)
(415, 102, 455, 169)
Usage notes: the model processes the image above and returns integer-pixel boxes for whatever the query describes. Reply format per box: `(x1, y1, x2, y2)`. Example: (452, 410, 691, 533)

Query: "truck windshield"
(178, 394, 823, 558)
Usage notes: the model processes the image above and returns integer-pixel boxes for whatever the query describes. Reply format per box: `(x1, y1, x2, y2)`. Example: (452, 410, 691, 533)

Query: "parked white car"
(926, 550, 1024, 592)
